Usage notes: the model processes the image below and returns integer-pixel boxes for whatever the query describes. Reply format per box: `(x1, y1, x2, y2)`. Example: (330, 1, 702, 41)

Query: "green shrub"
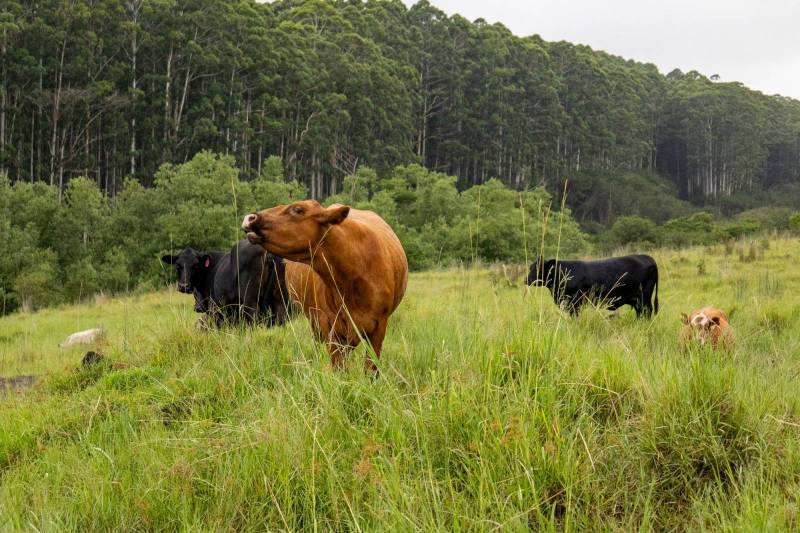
(660, 212, 716, 248)
(64, 257, 100, 301)
(790, 212, 800, 232)
(12, 252, 62, 311)
(556, 171, 695, 225)
(736, 207, 793, 231)
(610, 215, 659, 246)
(98, 247, 131, 294)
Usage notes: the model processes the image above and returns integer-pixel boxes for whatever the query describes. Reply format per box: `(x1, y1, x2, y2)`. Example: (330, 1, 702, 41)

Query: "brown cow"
(241, 200, 408, 372)
(680, 306, 735, 350)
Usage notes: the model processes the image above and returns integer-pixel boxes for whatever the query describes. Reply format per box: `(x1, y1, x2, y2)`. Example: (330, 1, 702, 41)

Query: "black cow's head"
(161, 248, 213, 297)
(526, 257, 556, 287)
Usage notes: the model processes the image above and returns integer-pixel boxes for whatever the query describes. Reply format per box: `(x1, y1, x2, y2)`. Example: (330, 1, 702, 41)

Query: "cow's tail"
(652, 266, 659, 316)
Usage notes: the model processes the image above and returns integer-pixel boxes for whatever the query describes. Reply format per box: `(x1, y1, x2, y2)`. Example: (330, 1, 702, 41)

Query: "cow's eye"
(292, 206, 304, 215)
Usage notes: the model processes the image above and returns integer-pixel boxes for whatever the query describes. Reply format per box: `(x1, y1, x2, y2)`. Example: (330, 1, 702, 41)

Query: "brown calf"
(680, 306, 735, 350)
(242, 200, 408, 372)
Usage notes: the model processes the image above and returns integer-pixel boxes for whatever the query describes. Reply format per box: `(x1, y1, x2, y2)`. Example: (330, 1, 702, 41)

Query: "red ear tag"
(204, 258, 210, 268)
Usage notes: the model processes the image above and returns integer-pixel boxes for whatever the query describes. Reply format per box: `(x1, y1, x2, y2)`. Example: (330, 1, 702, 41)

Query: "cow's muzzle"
(177, 283, 192, 294)
(242, 213, 264, 244)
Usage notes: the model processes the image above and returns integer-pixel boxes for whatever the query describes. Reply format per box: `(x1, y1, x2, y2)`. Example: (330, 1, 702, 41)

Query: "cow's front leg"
(563, 296, 582, 317)
(318, 312, 353, 369)
(271, 300, 289, 326)
(364, 319, 387, 375)
(327, 339, 352, 369)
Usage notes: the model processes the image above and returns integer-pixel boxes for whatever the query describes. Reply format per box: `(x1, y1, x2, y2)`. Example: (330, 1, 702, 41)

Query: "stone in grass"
(60, 328, 104, 348)
(81, 350, 104, 366)
(0, 375, 37, 392)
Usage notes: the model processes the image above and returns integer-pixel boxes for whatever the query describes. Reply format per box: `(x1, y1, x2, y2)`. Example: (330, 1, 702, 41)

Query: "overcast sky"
(401, 0, 800, 100)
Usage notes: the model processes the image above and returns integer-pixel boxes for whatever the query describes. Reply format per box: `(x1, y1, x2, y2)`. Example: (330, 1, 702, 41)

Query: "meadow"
(1, 237, 800, 531)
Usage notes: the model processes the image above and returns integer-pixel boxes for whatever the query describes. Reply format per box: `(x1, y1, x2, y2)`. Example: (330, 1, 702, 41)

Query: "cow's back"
(214, 241, 265, 303)
(573, 255, 655, 283)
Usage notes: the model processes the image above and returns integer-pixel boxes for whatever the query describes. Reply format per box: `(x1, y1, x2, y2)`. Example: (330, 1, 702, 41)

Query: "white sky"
(402, 0, 800, 100)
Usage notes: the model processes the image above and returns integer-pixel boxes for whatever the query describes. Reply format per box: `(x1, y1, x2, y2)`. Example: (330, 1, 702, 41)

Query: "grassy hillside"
(2, 238, 800, 530)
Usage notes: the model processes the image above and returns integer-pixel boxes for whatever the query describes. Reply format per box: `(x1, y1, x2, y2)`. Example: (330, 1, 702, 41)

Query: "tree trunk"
(164, 41, 173, 143)
(128, 0, 140, 177)
(50, 36, 67, 189)
(173, 28, 198, 142)
(1, 25, 6, 172)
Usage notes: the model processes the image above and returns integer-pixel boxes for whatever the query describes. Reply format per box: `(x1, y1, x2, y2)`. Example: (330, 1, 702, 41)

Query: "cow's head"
(681, 309, 727, 346)
(681, 310, 723, 330)
(241, 200, 350, 261)
(161, 248, 213, 295)
(526, 257, 556, 287)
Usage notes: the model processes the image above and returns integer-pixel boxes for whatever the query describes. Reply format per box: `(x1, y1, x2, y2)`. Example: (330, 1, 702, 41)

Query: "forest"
(2, 0, 800, 313)
(2, 0, 799, 201)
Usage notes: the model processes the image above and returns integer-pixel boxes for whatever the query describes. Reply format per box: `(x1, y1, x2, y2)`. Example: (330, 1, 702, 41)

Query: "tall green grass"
(2, 238, 800, 530)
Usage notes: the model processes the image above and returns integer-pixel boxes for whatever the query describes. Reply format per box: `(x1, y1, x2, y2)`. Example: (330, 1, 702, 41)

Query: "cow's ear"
(680, 312, 689, 325)
(161, 255, 178, 265)
(318, 204, 350, 225)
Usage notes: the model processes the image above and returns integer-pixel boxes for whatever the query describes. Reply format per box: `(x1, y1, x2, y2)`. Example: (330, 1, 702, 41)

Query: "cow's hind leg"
(640, 283, 655, 318)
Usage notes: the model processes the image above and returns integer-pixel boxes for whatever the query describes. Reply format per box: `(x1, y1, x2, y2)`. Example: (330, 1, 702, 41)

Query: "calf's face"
(681, 309, 725, 330)
(680, 307, 729, 345)
(161, 249, 211, 294)
(241, 200, 350, 260)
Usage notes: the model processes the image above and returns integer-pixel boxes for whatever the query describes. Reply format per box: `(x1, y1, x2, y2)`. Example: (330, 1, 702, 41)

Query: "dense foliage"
(0, 152, 586, 313)
(1, 0, 799, 203)
(3, 149, 796, 315)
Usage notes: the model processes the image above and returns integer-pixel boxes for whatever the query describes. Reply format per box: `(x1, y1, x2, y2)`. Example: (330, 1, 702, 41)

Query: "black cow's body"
(161, 239, 291, 327)
(526, 254, 659, 318)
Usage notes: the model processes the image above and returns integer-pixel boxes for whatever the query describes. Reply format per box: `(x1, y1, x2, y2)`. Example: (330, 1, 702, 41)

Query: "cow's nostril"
(242, 213, 258, 230)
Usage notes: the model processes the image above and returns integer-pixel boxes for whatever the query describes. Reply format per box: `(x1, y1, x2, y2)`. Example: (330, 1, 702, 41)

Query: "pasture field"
(2, 237, 800, 531)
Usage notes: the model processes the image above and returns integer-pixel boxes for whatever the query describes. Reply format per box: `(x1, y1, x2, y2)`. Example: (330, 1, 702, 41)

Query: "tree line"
(2, 0, 799, 204)
(3, 150, 797, 315)
(0, 152, 587, 313)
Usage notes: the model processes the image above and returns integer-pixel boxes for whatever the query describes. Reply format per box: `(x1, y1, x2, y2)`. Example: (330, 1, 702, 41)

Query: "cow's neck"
(200, 253, 224, 300)
(308, 224, 364, 301)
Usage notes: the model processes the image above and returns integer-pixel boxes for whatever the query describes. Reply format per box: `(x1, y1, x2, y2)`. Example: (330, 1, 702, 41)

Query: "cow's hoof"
(195, 316, 212, 331)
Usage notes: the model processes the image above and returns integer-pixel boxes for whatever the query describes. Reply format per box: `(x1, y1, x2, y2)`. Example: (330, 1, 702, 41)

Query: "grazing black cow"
(526, 254, 659, 318)
(161, 239, 291, 327)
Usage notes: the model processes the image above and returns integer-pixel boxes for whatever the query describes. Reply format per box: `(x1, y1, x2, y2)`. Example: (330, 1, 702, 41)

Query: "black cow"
(161, 239, 291, 327)
(526, 254, 659, 318)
